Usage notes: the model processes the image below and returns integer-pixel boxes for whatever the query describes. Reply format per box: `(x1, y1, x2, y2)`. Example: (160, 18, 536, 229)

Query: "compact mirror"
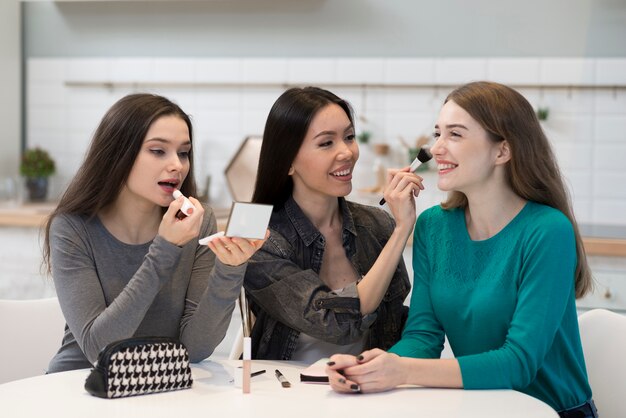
(198, 201, 273, 245)
(224, 202, 273, 240)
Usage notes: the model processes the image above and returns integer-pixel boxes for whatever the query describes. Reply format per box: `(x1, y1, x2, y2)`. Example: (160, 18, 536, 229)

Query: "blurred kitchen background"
(1, 1, 626, 356)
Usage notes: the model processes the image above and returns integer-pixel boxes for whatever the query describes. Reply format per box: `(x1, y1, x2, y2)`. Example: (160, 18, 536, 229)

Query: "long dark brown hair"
(441, 81, 592, 298)
(252, 87, 354, 207)
(43, 93, 196, 273)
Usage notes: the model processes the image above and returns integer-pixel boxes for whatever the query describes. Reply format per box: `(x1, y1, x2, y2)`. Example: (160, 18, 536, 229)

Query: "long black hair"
(252, 86, 354, 206)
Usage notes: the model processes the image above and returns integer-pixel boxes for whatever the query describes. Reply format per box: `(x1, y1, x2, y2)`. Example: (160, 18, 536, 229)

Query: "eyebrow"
(313, 124, 355, 139)
(434, 124, 469, 130)
(145, 137, 191, 146)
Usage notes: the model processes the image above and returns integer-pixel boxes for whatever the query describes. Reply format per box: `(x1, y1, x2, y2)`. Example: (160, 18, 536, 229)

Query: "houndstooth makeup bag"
(84, 337, 193, 399)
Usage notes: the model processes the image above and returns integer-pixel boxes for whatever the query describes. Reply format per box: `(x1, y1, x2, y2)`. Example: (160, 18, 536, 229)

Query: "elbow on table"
(188, 351, 212, 363)
(459, 349, 538, 391)
(81, 340, 103, 365)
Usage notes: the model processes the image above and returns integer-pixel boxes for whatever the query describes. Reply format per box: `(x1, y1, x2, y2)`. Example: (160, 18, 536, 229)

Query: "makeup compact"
(198, 202, 273, 245)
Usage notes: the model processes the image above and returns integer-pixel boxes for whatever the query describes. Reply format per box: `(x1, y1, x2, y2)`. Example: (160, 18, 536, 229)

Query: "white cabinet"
(0, 226, 56, 300)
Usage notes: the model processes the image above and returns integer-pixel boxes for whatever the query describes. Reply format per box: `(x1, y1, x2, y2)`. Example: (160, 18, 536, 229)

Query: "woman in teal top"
(326, 81, 597, 417)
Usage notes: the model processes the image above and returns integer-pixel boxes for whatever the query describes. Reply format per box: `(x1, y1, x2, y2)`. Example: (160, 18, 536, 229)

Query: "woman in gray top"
(245, 87, 423, 361)
(44, 93, 266, 373)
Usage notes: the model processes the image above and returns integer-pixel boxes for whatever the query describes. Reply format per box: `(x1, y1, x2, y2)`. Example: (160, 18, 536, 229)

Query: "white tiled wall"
(25, 57, 626, 225)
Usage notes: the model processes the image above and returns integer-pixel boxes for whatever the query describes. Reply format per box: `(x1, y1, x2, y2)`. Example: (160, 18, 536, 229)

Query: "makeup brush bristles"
(417, 147, 433, 163)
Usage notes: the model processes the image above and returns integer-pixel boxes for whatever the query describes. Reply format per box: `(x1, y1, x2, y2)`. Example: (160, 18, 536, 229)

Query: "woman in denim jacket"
(244, 87, 423, 361)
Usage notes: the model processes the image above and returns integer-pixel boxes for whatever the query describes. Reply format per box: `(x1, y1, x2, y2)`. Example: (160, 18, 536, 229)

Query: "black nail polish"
(350, 384, 359, 391)
(338, 378, 346, 384)
(326, 361, 335, 366)
(356, 355, 364, 361)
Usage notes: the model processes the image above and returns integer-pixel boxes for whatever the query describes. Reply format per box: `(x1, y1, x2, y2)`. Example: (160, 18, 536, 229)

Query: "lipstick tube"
(243, 337, 251, 394)
(172, 190, 195, 218)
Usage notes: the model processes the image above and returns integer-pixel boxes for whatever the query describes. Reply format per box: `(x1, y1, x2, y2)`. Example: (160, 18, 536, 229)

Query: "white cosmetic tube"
(172, 190, 195, 217)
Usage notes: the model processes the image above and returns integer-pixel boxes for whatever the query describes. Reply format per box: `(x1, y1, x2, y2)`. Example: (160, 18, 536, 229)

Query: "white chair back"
(578, 308, 626, 418)
(0, 297, 65, 384)
(228, 295, 255, 360)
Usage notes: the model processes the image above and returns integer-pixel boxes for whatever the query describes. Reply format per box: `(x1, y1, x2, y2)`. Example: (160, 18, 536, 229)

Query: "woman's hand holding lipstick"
(173, 189, 195, 219)
(159, 192, 204, 247)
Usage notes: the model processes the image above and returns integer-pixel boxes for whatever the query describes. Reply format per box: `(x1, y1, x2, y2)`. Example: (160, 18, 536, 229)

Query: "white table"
(0, 359, 557, 418)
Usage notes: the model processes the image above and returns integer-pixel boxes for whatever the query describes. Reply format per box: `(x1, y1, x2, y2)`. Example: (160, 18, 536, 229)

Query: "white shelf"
(64, 80, 626, 90)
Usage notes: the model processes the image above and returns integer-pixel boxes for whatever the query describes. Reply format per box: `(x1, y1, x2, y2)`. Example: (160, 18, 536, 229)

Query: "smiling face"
(290, 103, 358, 203)
(123, 115, 192, 209)
(431, 100, 508, 196)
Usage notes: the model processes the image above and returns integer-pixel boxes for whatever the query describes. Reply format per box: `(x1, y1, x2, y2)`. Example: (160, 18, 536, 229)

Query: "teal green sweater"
(389, 202, 592, 411)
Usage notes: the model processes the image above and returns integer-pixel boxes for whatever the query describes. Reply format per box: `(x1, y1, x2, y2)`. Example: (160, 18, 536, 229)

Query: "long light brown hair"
(43, 93, 196, 274)
(441, 81, 592, 298)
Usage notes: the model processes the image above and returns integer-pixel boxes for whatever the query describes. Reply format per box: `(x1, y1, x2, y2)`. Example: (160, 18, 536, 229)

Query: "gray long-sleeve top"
(47, 204, 246, 373)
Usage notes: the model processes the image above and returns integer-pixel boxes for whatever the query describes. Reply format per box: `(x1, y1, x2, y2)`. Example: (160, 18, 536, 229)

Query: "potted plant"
(357, 131, 371, 144)
(536, 107, 550, 122)
(19, 147, 56, 202)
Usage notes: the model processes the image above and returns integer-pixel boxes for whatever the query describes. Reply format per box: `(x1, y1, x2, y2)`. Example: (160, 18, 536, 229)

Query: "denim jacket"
(244, 196, 411, 360)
